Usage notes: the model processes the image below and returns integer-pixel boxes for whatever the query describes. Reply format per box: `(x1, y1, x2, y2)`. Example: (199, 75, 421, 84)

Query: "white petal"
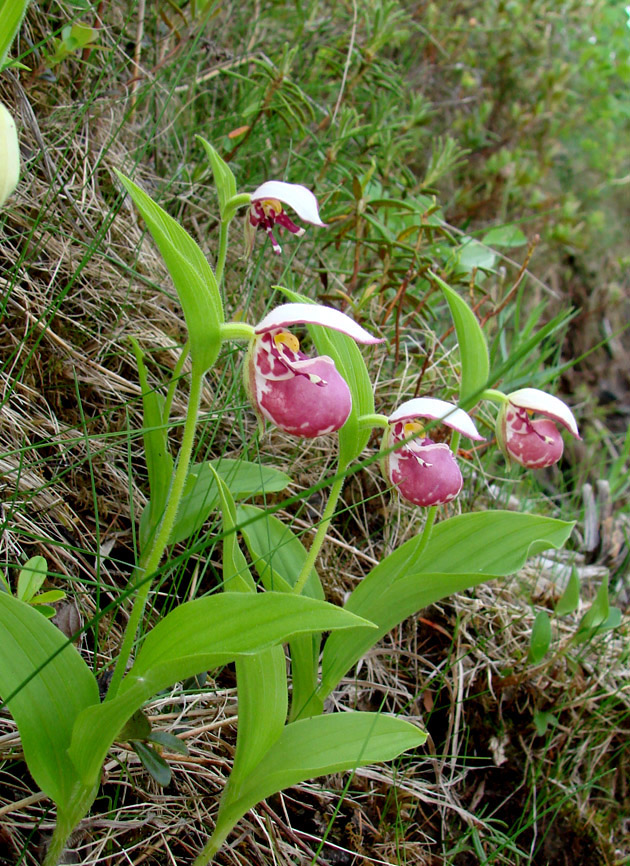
(250, 181, 326, 226)
(389, 397, 484, 441)
(508, 388, 580, 438)
(255, 303, 384, 345)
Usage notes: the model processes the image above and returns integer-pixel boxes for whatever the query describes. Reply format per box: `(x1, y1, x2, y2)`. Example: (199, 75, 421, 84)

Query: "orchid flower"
(495, 388, 580, 469)
(245, 181, 325, 255)
(245, 302, 383, 437)
(382, 398, 483, 507)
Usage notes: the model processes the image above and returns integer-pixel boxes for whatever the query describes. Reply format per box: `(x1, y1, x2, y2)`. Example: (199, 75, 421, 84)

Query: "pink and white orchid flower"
(245, 181, 325, 255)
(246, 302, 383, 437)
(496, 388, 580, 469)
(382, 398, 484, 507)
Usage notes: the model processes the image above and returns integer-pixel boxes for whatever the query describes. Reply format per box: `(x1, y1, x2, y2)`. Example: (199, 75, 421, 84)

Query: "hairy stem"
(106, 364, 205, 699)
(292, 472, 346, 597)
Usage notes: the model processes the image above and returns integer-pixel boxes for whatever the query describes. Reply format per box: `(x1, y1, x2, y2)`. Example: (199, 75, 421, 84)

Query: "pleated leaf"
(69, 593, 374, 787)
(319, 512, 573, 702)
(0, 593, 99, 813)
(116, 171, 223, 372)
(212, 712, 426, 848)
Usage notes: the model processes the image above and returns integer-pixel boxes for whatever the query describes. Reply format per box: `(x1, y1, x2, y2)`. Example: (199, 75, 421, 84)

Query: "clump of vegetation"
(0, 1, 628, 864)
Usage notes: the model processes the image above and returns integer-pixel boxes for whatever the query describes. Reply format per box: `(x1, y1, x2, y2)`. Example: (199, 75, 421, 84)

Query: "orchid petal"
(508, 388, 580, 438)
(255, 303, 384, 345)
(250, 181, 326, 226)
(388, 398, 483, 441)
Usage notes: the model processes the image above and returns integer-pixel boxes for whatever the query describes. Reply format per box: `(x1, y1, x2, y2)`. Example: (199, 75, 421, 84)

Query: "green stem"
(192, 827, 230, 866)
(106, 364, 205, 700)
(357, 412, 389, 430)
(413, 505, 437, 560)
(42, 813, 75, 866)
(216, 219, 229, 288)
(163, 340, 191, 423)
(480, 388, 508, 404)
(292, 472, 346, 597)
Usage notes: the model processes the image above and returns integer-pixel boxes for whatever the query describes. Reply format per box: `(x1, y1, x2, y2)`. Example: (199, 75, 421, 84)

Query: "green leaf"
(131, 338, 174, 547)
(119, 708, 152, 741)
(482, 225, 528, 248)
(274, 287, 377, 467)
(171, 459, 291, 545)
(16, 555, 47, 602)
(196, 136, 237, 218)
(131, 741, 172, 787)
(0, 592, 99, 819)
(555, 569, 580, 615)
(456, 238, 497, 271)
(69, 593, 375, 787)
(213, 468, 256, 594)
(528, 610, 552, 663)
(212, 712, 426, 849)
(0, 0, 29, 70)
(533, 709, 558, 736)
(430, 271, 490, 408)
(236, 503, 323, 721)
(147, 730, 189, 755)
(576, 575, 610, 640)
(115, 171, 223, 372)
(213, 469, 287, 785)
(318, 512, 574, 704)
(29, 589, 66, 605)
(236, 505, 323, 599)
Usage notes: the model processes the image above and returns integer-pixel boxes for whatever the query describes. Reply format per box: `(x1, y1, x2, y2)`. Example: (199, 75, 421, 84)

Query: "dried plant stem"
(106, 364, 205, 700)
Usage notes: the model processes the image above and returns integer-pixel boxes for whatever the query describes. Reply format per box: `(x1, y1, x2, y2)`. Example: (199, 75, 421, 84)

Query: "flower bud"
(0, 102, 20, 208)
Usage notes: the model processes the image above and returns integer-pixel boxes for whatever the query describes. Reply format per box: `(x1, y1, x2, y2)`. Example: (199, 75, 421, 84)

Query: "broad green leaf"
(555, 569, 580, 615)
(482, 225, 528, 248)
(29, 589, 66, 605)
(528, 610, 552, 663)
(148, 730, 189, 755)
(132, 741, 172, 787)
(171, 459, 291, 545)
(318, 512, 573, 703)
(575, 576, 614, 642)
(456, 237, 497, 271)
(131, 339, 174, 547)
(430, 271, 489, 408)
(196, 136, 237, 218)
(0, 0, 29, 70)
(214, 470, 287, 785)
(236, 505, 323, 599)
(236, 503, 323, 720)
(0, 592, 99, 815)
(212, 712, 426, 849)
(115, 171, 223, 372)
(275, 287, 378, 467)
(213, 469, 256, 594)
(69, 593, 374, 787)
(16, 555, 47, 602)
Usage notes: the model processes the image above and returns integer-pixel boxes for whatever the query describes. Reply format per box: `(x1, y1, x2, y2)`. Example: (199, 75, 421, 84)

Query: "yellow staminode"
(274, 331, 300, 353)
(262, 198, 283, 215)
(404, 421, 425, 438)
